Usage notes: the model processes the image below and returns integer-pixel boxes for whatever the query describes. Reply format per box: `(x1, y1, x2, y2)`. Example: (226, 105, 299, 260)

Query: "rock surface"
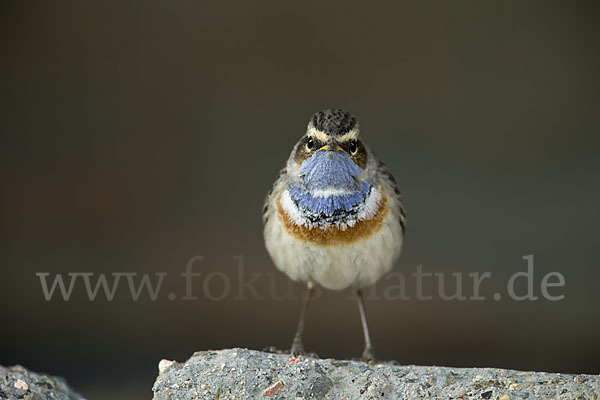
(153, 348, 599, 400)
(0, 364, 84, 400)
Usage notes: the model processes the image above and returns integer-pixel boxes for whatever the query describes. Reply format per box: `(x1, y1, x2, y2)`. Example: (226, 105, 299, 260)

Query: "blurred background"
(1, 1, 599, 398)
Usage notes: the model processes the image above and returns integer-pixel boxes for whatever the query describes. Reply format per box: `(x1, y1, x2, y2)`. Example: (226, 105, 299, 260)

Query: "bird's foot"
(262, 346, 285, 354)
(290, 335, 304, 357)
(362, 347, 376, 364)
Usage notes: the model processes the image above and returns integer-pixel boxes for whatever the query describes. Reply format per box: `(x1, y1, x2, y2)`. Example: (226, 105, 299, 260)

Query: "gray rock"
(0, 364, 84, 400)
(152, 348, 600, 400)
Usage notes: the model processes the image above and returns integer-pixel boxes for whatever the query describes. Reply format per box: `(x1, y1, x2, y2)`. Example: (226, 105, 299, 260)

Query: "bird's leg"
(356, 288, 376, 362)
(290, 283, 314, 356)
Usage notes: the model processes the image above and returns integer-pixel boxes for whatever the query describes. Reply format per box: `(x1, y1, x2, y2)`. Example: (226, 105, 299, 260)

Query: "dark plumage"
(311, 109, 357, 136)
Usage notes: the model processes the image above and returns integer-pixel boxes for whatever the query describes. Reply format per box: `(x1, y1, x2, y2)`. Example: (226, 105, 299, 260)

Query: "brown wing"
(262, 168, 287, 225)
(377, 160, 406, 234)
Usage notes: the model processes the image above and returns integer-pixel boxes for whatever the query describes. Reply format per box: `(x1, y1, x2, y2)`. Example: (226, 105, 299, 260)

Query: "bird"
(262, 109, 405, 361)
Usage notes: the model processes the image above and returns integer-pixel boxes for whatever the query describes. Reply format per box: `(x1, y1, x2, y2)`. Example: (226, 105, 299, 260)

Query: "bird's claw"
(362, 347, 376, 364)
(290, 336, 304, 357)
(262, 346, 285, 354)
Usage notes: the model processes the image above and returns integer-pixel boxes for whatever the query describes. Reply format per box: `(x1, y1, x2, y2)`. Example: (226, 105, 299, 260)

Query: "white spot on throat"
(280, 186, 383, 230)
(311, 187, 354, 197)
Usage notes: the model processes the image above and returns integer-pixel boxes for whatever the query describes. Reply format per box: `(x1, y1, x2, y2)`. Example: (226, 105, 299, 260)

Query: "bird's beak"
(318, 144, 344, 152)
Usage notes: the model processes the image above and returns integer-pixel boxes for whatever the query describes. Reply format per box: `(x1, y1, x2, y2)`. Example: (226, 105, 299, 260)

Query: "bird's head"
(290, 109, 370, 193)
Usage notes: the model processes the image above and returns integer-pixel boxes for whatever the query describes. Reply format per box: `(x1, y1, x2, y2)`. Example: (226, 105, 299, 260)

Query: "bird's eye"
(349, 140, 358, 154)
(306, 137, 314, 151)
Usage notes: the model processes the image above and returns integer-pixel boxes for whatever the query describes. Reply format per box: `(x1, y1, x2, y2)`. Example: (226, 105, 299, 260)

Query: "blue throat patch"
(290, 150, 372, 219)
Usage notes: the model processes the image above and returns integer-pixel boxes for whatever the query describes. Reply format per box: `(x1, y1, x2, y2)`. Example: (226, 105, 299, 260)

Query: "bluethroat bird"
(262, 109, 405, 361)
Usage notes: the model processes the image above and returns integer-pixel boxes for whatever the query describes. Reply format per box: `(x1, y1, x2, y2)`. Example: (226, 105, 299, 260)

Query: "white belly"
(263, 206, 403, 290)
